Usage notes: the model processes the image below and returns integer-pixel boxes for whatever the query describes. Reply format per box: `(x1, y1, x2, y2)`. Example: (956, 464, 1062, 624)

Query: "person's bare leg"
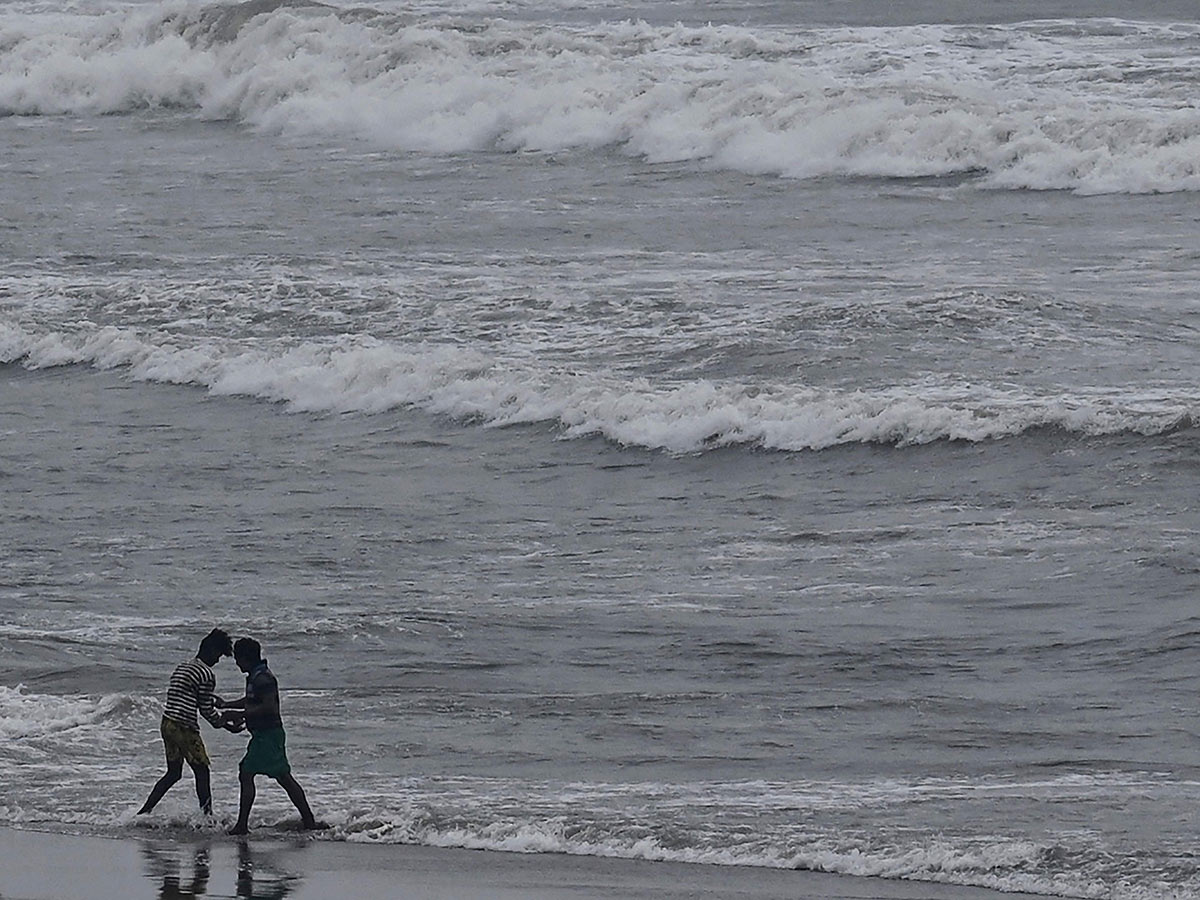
(228, 771, 255, 835)
(275, 773, 317, 828)
(189, 763, 212, 815)
(138, 760, 183, 814)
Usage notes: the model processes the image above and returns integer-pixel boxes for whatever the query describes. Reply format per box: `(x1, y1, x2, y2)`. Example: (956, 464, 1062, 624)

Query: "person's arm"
(196, 675, 224, 729)
(219, 695, 247, 710)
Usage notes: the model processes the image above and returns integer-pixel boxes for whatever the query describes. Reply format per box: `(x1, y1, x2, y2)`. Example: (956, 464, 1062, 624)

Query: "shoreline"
(0, 825, 1049, 900)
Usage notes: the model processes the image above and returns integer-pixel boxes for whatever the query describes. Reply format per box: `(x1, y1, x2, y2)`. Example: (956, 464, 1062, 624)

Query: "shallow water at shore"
(6, 364, 1200, 896)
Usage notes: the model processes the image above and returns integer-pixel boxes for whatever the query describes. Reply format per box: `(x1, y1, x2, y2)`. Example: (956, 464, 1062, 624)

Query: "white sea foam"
(6, 755, 1198, 899)
(316, 770, 1200, 898)
(0, 685, 138, 739)
(1, 3, 1199, 193)
(321, 794, 1194, 900)
(2, 322, 1196, 452)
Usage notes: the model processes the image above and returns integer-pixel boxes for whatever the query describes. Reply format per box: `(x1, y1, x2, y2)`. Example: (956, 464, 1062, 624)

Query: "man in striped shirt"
(138, 628, 241, 817)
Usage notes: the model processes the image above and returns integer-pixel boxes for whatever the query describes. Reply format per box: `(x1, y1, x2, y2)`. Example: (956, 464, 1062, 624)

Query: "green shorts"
(240, 727, 291, 779)
(161, 717, 210, 768)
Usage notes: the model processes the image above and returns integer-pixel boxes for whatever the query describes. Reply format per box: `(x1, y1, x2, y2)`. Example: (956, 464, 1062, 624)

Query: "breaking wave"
(2, 322, 1195, 452)
(0, 685, 140, 740)
(2, 1, 1199, 193)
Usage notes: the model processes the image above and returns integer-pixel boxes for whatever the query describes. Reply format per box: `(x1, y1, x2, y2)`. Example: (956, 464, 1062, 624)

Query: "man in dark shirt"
(220, 637, 319, 835)
(138, 628, 242, 816)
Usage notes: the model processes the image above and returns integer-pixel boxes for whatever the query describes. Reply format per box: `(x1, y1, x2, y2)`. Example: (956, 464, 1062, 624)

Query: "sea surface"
(3, 0, 1200, 896)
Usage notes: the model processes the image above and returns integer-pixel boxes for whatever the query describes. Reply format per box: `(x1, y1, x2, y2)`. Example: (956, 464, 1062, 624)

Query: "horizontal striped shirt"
(162, 657, 221, 731)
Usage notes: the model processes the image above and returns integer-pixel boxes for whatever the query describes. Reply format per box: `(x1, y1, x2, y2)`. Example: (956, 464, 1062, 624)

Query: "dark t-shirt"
(244, 661, 284, 732)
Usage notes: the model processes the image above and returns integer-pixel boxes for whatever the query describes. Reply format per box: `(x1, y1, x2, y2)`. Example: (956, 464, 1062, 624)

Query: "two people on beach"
(138, 628, 321, 835)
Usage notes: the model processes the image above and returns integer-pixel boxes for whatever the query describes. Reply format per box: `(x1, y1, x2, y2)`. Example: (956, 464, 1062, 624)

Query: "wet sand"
(0, 827, 1046, 900)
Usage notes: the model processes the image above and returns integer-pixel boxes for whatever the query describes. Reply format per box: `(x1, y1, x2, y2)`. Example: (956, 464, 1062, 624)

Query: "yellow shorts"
(160, 717, 210, 768)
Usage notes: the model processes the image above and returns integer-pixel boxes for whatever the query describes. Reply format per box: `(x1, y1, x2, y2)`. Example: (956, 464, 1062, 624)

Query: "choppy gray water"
(4, 0, 1200, 896)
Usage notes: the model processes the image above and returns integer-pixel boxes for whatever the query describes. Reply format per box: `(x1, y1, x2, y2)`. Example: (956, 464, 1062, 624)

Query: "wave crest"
(2, 4, 1199, 193)
(3, 323, 1195, 452)
(0, 685, 138, 739)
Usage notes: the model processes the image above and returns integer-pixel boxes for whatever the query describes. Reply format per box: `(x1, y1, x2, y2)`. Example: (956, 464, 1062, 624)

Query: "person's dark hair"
(199, 628, 233, 658)
(234, 637, 262, 662)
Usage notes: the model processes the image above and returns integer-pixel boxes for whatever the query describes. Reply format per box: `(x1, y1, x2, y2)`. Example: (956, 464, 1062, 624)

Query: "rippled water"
(4, 0, 1200, 896)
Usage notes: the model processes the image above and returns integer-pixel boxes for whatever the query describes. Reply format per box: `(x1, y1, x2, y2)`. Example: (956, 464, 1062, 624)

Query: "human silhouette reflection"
(141, 842, 210, 900)
(139, 839, 300, 899)
(236, 839, 297, 900)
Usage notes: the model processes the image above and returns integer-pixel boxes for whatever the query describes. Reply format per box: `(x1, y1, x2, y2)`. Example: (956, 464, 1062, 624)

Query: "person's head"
(197, 628, 233, 664)
(233, 637, 262, 673)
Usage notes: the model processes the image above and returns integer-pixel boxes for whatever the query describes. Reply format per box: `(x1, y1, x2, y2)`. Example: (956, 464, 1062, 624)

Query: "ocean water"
(4, 0, 1200, 896)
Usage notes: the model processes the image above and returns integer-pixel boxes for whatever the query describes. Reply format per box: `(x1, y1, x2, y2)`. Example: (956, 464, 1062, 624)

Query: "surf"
(3, 323, 1198, 452)
(2, 2, 1198, 193)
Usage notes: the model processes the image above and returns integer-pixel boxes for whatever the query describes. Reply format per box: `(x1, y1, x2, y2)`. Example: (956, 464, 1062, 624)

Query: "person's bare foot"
(301, 819, 328, 831)
(227, 823, 249, 836)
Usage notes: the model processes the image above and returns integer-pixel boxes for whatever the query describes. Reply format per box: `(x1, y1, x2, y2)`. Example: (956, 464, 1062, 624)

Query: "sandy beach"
(0, 826, 1049, 900)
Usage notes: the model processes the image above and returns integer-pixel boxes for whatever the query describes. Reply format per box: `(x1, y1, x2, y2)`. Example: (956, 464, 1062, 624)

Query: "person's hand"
(213, 696, 226, 709)
(220, 710, 245, 732)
